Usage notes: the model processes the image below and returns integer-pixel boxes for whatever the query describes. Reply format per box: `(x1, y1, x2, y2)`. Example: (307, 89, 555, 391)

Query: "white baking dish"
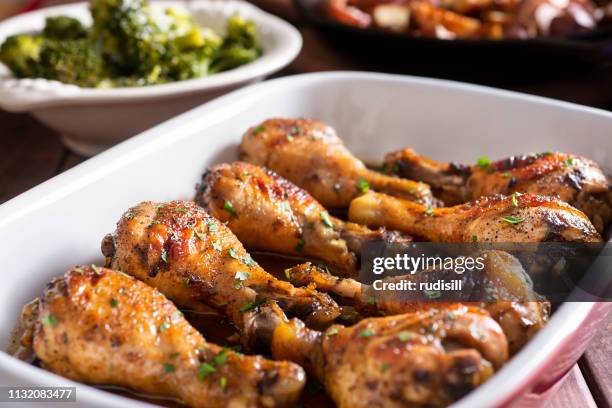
(0, 0, 302, 156)
(0, 72, 610, 407)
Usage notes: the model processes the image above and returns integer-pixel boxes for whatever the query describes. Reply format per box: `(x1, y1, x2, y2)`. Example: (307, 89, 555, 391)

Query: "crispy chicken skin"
(239, 118, 437, 209)
(22, 266, 305, 408)
(196, 161, 410, 276)
(349, 192, 602, 243)
(102, 201, 340, 329)
(286, 251, 550, 354)
(384, 149, 612, 231)
(248, 303, 507, 408)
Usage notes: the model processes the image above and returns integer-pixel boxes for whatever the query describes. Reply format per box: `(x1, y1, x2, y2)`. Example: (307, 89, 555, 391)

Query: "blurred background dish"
(0, 0, 302, 155)
(294, 0, 612, 73)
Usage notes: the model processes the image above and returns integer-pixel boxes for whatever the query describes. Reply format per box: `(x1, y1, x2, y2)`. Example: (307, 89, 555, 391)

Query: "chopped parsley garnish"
(357, 177, 370, 194)
(161, 249, 169, 263)
(295, 238, 305, 252)
(511, 192, 521, 207)
(74, 267, 85, 275)
(159, 322, 170, 333)
(110, 299, 118, 308)
(91, 264, 102, 274)
(284, 269, 292, 280)
(317, 264, 331, 274)
(41, 314, 59, 327)
(175, 208, 188, 214)
(476, 156, 491, 169)
(240, 298, 266, 313)
(241, 256, 256, 266)
(319, 211, 334, 229)
(326, 327, 339, 336)
(170, 352, 180, 359)
(289, 126, 303, 136)
(472, 235, 478, 242)
(565, 156, 574, 167)
(424, 206, 434, 216)
(117, 270, 132, 279)
(228, 248, 239, 259)
(213, 349, 228, 366)
(397, 331, 414, 341)
(235, 271, 250, 282)
(208, 221, 218, 232)
(501, 215, 524, 225)
(359, 329, 375, 338)
(253, 125, 266, 134)
(542, 151, 553, 156)
(424, 290, 441, 299)
(219, 376, 227, 391)
(164, 363, 176, 373)
(194, 230, 206, 241)
(223, 201, 238, 217)
(197, 363, 216, 381)
(502, 172, 512, 178)
(339, 314, 352, 321)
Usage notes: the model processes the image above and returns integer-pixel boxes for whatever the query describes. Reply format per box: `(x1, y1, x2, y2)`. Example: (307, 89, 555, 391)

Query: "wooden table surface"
(1, 1, 611, 407)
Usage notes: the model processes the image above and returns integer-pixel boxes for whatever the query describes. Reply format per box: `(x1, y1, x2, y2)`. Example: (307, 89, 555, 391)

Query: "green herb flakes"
(359, 329, 375, 338)
(397, 331, 413, 341)
(357, 177, 370, 194)
(224, 200, 238, 217)
(41, 315, 59, 327)
(476, 156, 491, 168)
(501, 215, 524, 225)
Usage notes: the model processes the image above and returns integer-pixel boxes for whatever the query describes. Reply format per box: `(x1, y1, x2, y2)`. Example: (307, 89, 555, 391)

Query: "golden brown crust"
(349, 192, 602, 243)
(105, 200, 340, 329)
(264, 304, 507, 408)
(28, 266, 305, 408)
(196, 161, 411, 276)
(239, 118, 436, 208)
(385, 149, 611, 231)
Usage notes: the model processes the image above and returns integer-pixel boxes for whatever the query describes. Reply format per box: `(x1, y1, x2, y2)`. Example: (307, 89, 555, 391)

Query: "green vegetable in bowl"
(43, 16, 88, 39)
(0, 0, 261, 88)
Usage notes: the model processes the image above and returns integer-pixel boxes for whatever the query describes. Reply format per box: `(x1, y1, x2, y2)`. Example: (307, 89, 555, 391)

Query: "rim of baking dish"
(1, 71, 611, 407)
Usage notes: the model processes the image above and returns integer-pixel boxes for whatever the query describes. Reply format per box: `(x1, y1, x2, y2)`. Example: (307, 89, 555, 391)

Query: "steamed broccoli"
(43, 16, 87, 39)
(0, 34, 43, 78)
(90, 0, 165, 79)
(38, 39, 109, 87)
(0, 0, 261, 87)
(224, 14, 258, 50)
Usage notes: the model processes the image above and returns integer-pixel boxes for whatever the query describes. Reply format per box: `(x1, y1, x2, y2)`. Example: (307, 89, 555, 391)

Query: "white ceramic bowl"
(0, 0, 302, 156)
(0, 72, 610, 407)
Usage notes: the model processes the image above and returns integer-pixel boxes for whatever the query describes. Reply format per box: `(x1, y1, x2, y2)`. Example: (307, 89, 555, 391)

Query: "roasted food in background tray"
(325, 0, 610, 39)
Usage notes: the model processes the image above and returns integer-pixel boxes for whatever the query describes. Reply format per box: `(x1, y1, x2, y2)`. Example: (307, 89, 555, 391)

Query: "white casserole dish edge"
(0, 71, 610, 407)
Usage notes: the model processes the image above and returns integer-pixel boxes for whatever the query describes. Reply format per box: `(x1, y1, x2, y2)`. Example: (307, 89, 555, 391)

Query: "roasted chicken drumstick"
(239, 118, 437, 208)
(384, 149, 611, 231)
(102, 201, 340, 329)
(349, 192, 602, 243)
(247, 302, 508, 408)
(286, 250, 550, 353)
(20, 266, 305, 408)
(196, 161, 410, 276)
